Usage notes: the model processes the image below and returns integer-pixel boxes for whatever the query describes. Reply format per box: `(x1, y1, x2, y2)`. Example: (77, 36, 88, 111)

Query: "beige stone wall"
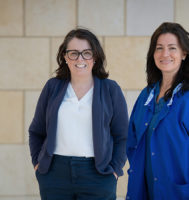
(0, 0, 189, 199)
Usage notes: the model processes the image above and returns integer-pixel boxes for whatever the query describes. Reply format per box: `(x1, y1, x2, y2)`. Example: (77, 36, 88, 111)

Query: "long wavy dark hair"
(56, 28, 108, 80)
(146, 22, 189, 100)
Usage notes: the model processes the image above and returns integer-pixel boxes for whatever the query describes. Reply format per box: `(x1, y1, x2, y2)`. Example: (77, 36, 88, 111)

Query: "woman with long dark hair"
(126, 22, 189, 200)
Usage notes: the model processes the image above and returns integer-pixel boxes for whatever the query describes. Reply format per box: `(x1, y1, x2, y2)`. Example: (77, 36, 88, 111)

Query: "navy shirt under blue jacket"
(29, 76, 128, 177)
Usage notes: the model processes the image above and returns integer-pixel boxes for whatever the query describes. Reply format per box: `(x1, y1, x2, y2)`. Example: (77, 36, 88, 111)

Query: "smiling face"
(154, 33, 186, 78)
(64, 37, 95, 79)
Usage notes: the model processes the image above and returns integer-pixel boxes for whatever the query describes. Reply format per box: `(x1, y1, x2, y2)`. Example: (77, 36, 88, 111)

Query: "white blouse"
(53, 82, 94, 157)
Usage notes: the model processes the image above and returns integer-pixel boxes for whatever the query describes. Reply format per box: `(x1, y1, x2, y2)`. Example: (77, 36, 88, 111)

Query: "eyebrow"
(66, 49, 92, 51)
(156, 44, 177, 46)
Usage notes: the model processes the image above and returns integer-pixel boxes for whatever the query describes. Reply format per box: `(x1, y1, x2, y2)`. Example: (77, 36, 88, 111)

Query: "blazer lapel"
(92, 77, 102, 159)
(47, 79, 69, 155)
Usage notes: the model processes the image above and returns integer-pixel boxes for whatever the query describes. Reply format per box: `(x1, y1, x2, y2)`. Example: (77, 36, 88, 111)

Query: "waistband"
(53, 154, 94, 161)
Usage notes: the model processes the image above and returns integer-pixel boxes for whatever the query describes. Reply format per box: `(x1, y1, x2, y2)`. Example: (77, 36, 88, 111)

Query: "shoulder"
(102, 78, 118, 85)
(130, 85, 153, 115)
(41, 77, 68, 97)
(136, 84, 155, 102)
(169, 91, 189, 127)
(138, 86, 149, 99)
(101, 78, 121, 91)
(176, 90, 189, 105)
(181, 90, 189, 98)
(44, 77, 67, 89)
(133, 86, 148, 105)
(45, 77, 64, 86)
(100, 79, 127, 106)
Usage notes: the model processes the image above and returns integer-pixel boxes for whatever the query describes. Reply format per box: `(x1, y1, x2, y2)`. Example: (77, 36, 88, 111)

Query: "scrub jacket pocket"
(156, 179, 189, 200)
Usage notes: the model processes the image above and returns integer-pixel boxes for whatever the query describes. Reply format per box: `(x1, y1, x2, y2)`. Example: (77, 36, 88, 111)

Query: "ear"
(64, 55, 68, 64)
(182, 51, 187, 60)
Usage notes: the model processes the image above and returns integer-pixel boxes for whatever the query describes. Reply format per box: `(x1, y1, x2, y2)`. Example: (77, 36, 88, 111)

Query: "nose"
(162, 48, 169, 57)
(77, 53, 84, 61)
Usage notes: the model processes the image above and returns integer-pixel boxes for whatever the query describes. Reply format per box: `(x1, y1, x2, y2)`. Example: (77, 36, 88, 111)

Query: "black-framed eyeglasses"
(65, 49, 93, 60)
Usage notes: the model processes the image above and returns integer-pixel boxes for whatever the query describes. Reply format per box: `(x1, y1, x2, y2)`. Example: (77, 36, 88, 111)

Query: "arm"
(29, 80, 50, 167)
(126, 88, 147, 163)
(126, 103, 138, 164)
(109, 82, 129, 177)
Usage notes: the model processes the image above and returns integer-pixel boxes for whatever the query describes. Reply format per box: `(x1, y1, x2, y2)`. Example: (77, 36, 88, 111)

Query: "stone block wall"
(0, 0, 189, 199)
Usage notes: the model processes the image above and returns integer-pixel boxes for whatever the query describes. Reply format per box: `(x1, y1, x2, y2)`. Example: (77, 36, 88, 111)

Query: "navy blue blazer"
(29, 76, 128, 176)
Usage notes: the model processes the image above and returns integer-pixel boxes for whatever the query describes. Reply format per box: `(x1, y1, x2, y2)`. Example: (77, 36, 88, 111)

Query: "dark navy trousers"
(36, 155, 117, 200)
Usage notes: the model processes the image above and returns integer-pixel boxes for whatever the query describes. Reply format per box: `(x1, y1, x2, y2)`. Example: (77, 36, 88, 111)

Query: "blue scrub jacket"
(29, 76, 128, 177)
(126, 82, 189, 200)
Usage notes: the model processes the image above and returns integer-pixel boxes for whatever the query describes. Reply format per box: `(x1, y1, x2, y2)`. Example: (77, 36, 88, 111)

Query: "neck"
(161, 74, 174, 91)
(157, 74, 174, 102)
(70, 75, 94, 100)
(71, 75, 94, 88)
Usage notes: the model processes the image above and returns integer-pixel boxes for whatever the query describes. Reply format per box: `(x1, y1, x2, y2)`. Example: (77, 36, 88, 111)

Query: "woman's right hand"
(34, 164, 39, 171)
(113, 172, 118, 180)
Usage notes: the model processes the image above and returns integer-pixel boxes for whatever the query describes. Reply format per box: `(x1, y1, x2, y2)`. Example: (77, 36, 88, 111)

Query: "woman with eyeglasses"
(29, 28, 128, 200)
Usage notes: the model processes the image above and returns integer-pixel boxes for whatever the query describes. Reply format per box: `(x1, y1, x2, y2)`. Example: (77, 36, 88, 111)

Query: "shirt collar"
(66, 82, 94, 103)
(144, 82, 182, 107)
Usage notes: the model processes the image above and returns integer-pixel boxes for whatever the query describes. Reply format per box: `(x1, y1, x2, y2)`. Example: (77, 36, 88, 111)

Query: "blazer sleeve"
(109, 81, 129, 176)
(29, 79, 51, 167)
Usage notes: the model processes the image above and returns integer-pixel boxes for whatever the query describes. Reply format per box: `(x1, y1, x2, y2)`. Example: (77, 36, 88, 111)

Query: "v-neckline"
(69, 83, 93, 102)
